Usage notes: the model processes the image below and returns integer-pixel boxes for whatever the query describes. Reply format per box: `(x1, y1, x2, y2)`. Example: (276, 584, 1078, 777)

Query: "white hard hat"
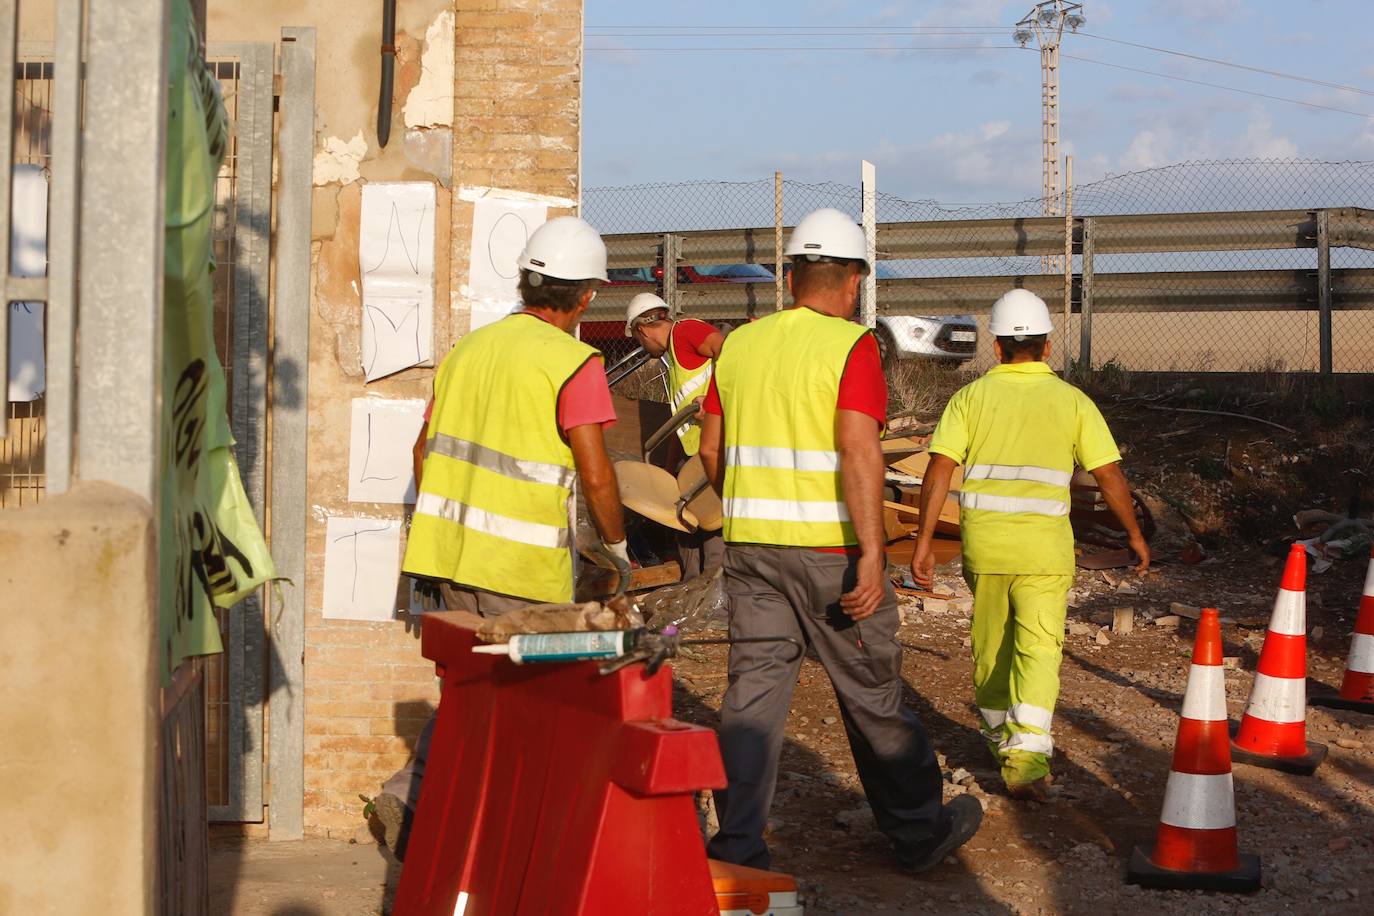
(989, 288, 1053, 337)
(624, 292, 669, 337)
(517, 216, 609, 282)
(784, 208, 870, 272)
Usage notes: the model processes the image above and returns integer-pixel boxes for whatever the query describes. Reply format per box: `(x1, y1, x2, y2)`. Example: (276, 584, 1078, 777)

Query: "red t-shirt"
(557, 358, 617, 432)
(422, 314, 618, 435)
(671, 318, 717, 371)
(702, 331, 886, 424)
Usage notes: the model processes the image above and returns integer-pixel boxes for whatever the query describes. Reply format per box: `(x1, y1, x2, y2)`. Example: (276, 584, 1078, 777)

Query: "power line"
(1079, 32, 1374, 99)
(585, 45, 1018, 52)
(1061, 53, 1374, 120)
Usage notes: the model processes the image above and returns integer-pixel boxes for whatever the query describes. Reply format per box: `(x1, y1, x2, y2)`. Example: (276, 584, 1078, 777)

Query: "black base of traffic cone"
(1309, 693, 1374, 715)
(1227, 722, 1328, 776)
(1126, 846, 1262, 894)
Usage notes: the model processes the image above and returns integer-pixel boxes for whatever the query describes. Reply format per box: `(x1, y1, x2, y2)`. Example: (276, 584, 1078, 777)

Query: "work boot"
(372, 792, 413, 860)
(1006, 775, 1054, 802)
(897, 796, 984, 874)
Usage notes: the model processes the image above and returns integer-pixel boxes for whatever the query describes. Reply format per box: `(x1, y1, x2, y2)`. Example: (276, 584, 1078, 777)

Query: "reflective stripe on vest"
(666, 322, 713, 455)
(965, 463, 1072, 488)
(960, 491, 1069, 517)
(726, 445, 841, 473)
(716, 308, 868, 547)
(414, 492, 570, 550)
(427, 432, 577, 489)
(402, 313, 593, 604)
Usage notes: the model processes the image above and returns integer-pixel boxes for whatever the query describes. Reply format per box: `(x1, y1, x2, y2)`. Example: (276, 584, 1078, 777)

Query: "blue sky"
(582, 0, 1374, 204)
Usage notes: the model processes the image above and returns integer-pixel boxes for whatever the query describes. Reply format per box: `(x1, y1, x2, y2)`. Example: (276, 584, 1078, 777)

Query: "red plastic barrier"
(393, 613, 727, 916)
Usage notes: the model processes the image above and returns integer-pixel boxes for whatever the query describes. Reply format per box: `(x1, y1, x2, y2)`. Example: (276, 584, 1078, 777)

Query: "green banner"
(159, 0, 277, 683)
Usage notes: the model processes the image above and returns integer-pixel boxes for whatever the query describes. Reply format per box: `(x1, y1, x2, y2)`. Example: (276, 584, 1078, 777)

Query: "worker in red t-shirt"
(696, 209, 980, 874)
(625, 293, 726, 577)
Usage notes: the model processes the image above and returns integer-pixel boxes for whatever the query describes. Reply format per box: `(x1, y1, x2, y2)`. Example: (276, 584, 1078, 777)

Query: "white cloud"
(767, 118, 1042, 201)
(1152, 0, 1242, 22)
(1107, 83, 1176, 103)
(1120, 128, 1174, 171)
(1238, 114, 1298, 159)
(970, 67, 1009, 86)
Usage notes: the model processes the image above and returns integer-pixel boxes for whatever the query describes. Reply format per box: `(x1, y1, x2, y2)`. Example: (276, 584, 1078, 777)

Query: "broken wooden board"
(884, 496, 961, 540)
(575, 552, 683, 601)
(885, 536, 962, 567)
(888, 451, 966, 490)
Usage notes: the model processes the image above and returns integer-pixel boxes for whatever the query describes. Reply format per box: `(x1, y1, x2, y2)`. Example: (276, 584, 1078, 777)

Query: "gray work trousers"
(706, 545, 944, 870)
(678, 526, 726, 579)
(379, 583, 527, 810)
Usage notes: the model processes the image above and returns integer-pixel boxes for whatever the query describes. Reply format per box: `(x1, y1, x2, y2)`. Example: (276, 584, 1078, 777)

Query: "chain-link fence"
(584, 159, 1374, 389)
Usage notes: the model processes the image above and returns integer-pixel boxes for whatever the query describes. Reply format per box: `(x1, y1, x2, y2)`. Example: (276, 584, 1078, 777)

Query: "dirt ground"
(210, 384, 1374, 915)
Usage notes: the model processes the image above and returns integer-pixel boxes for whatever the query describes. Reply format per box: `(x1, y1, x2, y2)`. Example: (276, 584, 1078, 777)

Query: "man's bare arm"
(699, 411, 726, 494)
(910, 453, 958, 588)
(568, 423, 626, 544)
(1090, 461, 1150, 573)
(836, 409, 886, 621)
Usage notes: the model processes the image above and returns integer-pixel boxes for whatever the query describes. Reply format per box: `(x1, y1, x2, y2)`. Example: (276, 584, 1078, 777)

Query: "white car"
(874, 314, 979, 368)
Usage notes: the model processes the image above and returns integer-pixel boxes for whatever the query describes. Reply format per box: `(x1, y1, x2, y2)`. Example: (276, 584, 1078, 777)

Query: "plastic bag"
(636, 567, 728, 633)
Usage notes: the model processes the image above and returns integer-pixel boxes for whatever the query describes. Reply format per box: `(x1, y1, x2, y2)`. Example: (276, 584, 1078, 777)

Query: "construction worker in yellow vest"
(911, 289, 1150, 801)
(698, 208, 982, 874)
(625, 292, 725, 577)
(373, 216, 630, 858)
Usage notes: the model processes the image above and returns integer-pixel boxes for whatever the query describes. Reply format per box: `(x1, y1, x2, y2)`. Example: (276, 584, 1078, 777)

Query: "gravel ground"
(667, 548, 1374, 915)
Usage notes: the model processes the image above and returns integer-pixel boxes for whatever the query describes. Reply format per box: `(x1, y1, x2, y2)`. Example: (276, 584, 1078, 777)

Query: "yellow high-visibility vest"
(665, 321, 713, 455)
(928, 361, 1121, 574)
(715, 307, 869, 547)
(403, 312, 597, 603)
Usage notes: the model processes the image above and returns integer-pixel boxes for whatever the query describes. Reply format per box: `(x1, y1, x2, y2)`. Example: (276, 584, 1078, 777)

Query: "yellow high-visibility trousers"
(964, 572, 1074, 786)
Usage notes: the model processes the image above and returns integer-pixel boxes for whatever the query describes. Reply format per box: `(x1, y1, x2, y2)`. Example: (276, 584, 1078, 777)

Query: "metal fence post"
(1317, 209, 1332, 376)
(44, 0, 85, 492)
(269, 25, 315, 842)
(0, 1, 15, 440)
(860, 160, 877, 329)
(1080, 216, 1094, 374)
(77, 0, 171, 501)
(1061, 155, 1073, 376)
(661, 232, 678, 317)
(774, 171, 783, 311)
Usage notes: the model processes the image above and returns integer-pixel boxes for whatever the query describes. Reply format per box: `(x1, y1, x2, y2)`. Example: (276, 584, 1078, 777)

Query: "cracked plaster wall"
(209, 0, 584, 833)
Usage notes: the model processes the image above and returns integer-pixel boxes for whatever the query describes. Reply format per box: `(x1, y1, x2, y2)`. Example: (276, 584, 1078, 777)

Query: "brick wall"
(299, 0, 585, 834)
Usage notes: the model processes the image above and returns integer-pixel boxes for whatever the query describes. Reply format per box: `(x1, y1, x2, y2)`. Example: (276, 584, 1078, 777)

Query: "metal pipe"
(643, 401, 700, 456)
(376, 0, 396, 147)
(605, 345, 651, 387)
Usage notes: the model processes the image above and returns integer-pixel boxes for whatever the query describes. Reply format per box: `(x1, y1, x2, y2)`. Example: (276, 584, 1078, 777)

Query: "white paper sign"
(8, 164, 47, 402)
(467, 196, 547, 306)
(322, 516, 404, 621)
(348, 397, 427, 504)
(360, 182, 436, 382)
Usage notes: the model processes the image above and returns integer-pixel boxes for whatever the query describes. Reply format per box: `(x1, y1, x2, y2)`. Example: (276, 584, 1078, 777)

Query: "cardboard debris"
(474, 597, 644, 643)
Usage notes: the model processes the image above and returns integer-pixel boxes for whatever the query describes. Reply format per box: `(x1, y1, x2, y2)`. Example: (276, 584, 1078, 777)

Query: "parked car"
(584, 263, 979, 369)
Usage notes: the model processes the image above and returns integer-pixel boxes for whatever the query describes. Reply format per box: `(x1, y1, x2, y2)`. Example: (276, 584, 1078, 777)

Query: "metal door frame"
(206, 40, 273, 824)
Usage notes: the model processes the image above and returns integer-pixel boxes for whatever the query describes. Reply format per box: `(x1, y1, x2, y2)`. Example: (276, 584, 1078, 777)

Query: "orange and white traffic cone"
(1231, 543, 1328, 774)
(1311, 545, 1374, 715)
(1128, 608, 1261, 892)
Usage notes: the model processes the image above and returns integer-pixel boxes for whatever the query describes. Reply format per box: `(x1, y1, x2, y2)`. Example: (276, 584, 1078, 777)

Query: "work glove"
(595, 539, 633, 597)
